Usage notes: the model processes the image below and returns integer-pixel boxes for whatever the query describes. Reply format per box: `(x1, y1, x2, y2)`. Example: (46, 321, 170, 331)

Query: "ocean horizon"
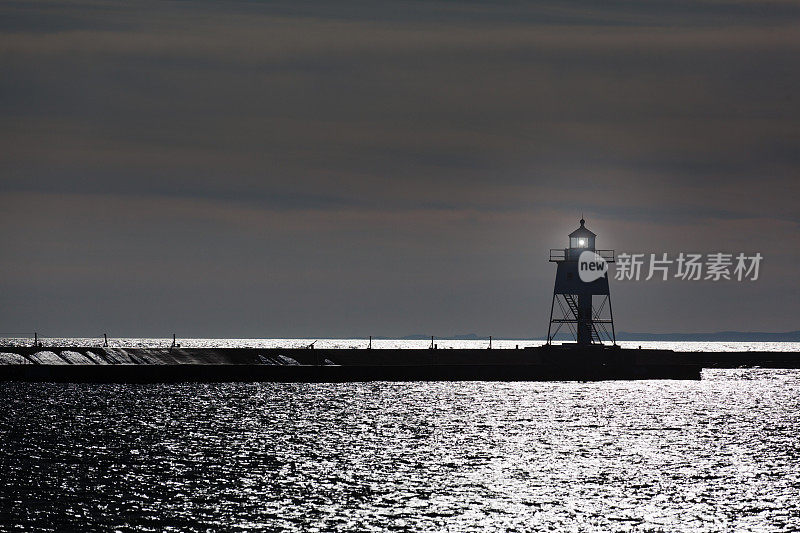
(3, 337, 800, 353)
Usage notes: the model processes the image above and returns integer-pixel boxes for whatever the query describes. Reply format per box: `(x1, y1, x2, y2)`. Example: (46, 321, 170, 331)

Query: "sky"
(1, 0, 799, 338)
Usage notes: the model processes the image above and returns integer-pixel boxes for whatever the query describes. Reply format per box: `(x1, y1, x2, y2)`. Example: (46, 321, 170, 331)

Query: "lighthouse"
(547, 218, 616, 345)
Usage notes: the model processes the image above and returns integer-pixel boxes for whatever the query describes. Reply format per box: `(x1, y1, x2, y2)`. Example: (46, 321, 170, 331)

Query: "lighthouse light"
(578, 238, 586, 247)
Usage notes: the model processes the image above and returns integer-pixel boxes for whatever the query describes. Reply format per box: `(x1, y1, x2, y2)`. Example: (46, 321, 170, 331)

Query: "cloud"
(1, 0, 799, 335)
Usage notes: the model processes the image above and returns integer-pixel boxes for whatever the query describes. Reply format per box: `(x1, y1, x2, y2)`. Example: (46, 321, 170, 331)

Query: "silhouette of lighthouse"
(547, 218, 617, 345)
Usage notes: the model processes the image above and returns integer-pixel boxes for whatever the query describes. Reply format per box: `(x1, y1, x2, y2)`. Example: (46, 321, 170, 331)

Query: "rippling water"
(2, 370, 799, 531)
(2, 337, 800, 352)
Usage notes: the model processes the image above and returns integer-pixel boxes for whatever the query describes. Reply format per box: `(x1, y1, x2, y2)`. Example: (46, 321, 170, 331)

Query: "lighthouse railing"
(597, 250, 615, 262)
(549, 249, 615, 262)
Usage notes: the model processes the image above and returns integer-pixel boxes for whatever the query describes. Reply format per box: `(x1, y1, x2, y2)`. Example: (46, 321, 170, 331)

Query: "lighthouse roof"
(568, 218, 596, 238)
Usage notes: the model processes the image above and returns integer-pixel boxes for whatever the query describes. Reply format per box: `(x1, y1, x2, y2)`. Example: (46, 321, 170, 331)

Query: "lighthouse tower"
(547, 218, 617, 345)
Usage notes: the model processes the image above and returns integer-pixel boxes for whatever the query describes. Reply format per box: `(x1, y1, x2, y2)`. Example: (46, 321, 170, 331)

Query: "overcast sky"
(1, 0, 799, 338)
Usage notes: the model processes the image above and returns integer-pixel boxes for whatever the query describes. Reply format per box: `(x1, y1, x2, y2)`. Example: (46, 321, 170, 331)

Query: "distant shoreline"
(3, 332, 799, 343)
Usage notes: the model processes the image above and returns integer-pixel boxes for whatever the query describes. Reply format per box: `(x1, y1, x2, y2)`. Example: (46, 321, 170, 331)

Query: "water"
(2, 337, 800, 352)
(1, 369, 799, 531)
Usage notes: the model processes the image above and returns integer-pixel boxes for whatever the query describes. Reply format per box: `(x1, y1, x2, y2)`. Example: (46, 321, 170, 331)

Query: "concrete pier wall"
(1, 344, 796, 382)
